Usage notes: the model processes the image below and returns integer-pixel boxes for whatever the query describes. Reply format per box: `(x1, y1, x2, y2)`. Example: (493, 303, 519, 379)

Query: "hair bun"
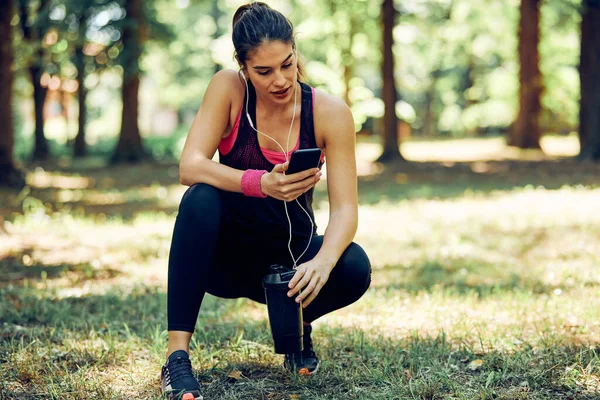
(232, 2, 271, 29)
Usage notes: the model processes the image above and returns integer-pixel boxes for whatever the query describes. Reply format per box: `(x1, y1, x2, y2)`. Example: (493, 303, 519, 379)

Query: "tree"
(327, 0, 361, 106)
(69, 1, 93, 158)
(211, 0, 224, 74)
(18, 0, 51, 161)
(412, 1, 453, 137)
(578, 0, 600, 160)
(378, 0, 404, 162)
(111, 0, 147, 163)
(0, 0, 26, 188)
(508, 0, 543, 149)
(49, 0, 124, 157)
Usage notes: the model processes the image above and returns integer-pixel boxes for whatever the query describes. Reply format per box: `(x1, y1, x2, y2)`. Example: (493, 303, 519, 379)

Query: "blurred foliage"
(11, 0, 582, 161)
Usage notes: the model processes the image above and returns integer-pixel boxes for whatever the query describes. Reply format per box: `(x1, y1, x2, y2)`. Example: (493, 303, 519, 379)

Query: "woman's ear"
(235, 55, 243, 69)
(237, 64, 247, 80)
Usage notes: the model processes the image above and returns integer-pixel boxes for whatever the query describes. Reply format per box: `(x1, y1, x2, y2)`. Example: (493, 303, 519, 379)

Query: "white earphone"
(239, 55, 315, 269)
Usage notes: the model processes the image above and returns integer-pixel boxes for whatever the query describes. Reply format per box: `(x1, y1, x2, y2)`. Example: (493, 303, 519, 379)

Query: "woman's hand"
(261, 163, 321, 201)
(287, 258, 334, 307)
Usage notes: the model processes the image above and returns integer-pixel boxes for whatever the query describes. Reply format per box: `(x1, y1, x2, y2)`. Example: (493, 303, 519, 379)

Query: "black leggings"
(167, 184, 372, 332)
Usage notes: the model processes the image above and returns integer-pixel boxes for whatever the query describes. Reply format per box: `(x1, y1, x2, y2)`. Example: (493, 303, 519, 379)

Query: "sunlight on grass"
(541, 134, 581, 156)
(309, 187, 600, 349)
(356, 134, 580, 165)
(27, 169, 92, 189)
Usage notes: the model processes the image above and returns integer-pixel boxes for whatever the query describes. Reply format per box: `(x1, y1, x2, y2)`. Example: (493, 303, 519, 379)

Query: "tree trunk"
(508, 0, 543, 149)
(422, 69, 441, 137)
(578, 0, 600, 161)
(342, 15, 355, 107)
(212, 0, 223, 74)
(113, 75, 145, 162)
(111, 0, 147, 163)
(377, 0, 404, 162)
(343, 61, 352, 106)
(0, 0, 26, 188)
(30, 65, 49, 160)
(19, 0, 50, 161)
(73, 46, 87, 157)
(328, 0, 354, 107)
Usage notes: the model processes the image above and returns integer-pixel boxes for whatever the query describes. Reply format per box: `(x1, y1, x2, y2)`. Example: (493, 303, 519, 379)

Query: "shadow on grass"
(0, 250, 123, 288)
(358, 158, 600, 205)
(1, 286, 598, 399)
(20, 157, 182, 190)
(372, 259, 556, 297)
(0, 160, 183, 222)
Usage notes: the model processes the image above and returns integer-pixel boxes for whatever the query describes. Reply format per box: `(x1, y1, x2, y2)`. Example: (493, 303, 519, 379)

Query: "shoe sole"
(300, 361, 320, 376)
(286, 361, 320, 376)
(181, 394, 202, 400)
(164, 391, 203, 400)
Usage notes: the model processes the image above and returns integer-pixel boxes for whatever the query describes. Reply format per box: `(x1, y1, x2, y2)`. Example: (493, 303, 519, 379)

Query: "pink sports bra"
(219, 87, 325, 165)
(219, 107, 300, 165)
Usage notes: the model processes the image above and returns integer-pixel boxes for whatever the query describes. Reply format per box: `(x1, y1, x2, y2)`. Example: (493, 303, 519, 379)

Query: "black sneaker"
(160, 350, 203, 400)
(284, 324, 320, 376)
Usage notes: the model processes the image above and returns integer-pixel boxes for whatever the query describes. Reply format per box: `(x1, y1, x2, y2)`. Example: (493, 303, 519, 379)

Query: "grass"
(1, 136, 599, 399)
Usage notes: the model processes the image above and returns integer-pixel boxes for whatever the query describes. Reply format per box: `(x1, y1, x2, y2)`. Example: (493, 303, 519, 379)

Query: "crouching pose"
(161, 3, 371, 399)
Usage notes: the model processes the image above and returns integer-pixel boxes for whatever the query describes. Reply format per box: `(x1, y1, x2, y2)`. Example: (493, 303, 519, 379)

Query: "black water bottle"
(263, 264, 303, 354)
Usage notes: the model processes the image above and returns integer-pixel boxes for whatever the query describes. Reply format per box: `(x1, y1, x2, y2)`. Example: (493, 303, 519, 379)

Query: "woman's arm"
(288, 92, 358, 307)
(179, 70, 245, 190)
(314, 96, 358, 267)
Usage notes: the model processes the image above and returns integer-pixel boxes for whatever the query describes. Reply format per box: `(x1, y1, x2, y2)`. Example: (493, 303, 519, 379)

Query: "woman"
(161, 2, 371, 399)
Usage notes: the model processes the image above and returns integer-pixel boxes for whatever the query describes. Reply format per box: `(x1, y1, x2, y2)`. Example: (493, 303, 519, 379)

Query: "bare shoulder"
(209, 69, 245, 94)
(313, 88, 353, 121)
(312, 88, 355, 145)
(202, 69, 245, 119)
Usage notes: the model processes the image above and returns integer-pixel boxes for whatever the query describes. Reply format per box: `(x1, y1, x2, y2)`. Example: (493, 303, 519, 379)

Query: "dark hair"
(232, 2, 305, 80)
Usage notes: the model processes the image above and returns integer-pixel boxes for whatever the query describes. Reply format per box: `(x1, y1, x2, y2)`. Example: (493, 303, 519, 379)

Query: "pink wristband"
(241, 169, 268, 198)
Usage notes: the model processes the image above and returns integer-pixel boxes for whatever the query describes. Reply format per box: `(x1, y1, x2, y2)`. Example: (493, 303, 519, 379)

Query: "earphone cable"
(243, 73, 314, 269)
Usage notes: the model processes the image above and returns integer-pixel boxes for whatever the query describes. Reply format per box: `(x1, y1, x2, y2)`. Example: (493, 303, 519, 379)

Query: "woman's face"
(243, 40, 298, 103)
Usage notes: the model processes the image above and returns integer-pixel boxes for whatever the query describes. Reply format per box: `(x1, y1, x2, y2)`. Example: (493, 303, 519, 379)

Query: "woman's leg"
(166, 183, 289, 357)
(295, 236, 372, 323)
(166, 183, 224, 357)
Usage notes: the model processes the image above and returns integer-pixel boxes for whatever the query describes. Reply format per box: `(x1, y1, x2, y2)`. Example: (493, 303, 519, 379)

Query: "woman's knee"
(339, 242, 372, 297)
(178, 183, 222, 222)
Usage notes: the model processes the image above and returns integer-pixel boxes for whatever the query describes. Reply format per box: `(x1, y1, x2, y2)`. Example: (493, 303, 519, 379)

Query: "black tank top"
(218, 81, 321, 241)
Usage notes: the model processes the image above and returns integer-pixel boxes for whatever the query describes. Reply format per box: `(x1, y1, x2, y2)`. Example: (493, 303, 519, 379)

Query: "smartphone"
(287, 148, 322, 174)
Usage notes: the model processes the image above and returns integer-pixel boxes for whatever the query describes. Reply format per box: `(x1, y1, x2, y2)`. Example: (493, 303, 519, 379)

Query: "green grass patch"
(1, 138, 600, 398)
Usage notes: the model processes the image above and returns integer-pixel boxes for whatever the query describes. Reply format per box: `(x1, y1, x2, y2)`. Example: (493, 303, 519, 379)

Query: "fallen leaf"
(395, 173, 408, 184)
(227, 370, 242, 381)
(468, 359, 484, 371)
